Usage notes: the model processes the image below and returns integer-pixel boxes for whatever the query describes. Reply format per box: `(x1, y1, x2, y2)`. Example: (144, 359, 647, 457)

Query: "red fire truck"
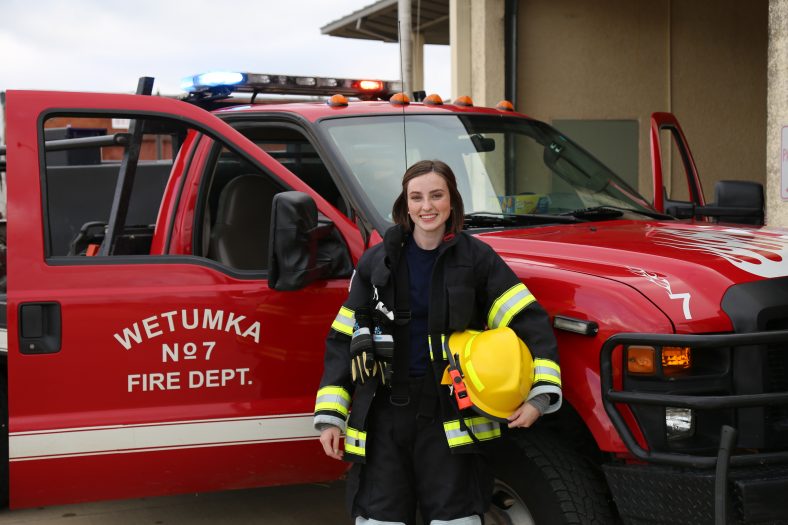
(0, 73, 786, 524)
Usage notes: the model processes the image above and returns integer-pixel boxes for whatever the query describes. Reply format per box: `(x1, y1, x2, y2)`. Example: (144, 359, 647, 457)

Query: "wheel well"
(537, 400, 610, 466)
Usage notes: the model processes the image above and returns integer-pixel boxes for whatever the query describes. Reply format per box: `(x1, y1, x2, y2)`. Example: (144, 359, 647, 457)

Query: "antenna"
(397, 20, 408, 172)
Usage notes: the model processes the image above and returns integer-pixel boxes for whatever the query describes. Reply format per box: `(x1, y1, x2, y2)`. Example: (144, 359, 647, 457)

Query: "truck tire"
(485, 429, 618, 525)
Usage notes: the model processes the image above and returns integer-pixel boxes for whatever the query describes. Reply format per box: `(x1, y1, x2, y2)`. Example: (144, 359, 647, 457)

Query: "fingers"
(507, 403, 541, 429)
(319, 428, 344, 460)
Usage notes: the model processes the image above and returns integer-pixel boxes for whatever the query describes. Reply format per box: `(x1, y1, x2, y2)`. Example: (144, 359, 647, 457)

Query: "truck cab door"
(649, 112, 706, 217)
(4, 90, 352, 508)
(650, 112, 764, 224)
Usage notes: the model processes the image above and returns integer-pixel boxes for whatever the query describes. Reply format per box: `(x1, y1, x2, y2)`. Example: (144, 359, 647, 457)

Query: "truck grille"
(721, 278, 788, 449)
(767, 342, 788, 427)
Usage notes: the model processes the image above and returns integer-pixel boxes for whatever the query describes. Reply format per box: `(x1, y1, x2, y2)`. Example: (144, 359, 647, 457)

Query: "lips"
(420, 214, 438, 221)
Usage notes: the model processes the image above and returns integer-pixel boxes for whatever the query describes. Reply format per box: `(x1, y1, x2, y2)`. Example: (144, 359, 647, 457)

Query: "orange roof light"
(326, 94, 349, 107)
(453, 95, 474, 107)
(423, 93, 444, 105)
(356, 80, 384, 91)
(496, 100, 515, 111)
(389, 92, 411, 106)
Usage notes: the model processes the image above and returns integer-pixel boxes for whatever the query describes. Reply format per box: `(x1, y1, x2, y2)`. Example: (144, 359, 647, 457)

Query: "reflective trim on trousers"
(443, 417, 501, 447)
(356, 517, 481, 525)
(355, 518, 404, 525)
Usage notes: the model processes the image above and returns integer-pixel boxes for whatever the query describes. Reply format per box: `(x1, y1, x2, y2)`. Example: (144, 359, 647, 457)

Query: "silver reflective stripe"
(533, 365, 561, 385)
(431, 517, 482, 525)
(489, 284, 535, 328)
(444, 417, 501, 447)
(0, 328, 6, 353)
(314, 386, 351, 417)
(355, 518, 406, 525)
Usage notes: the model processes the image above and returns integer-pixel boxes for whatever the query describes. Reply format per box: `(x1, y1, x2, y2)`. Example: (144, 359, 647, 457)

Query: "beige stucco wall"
(516, 0, 767, 203)
(767, 0, 788, 227)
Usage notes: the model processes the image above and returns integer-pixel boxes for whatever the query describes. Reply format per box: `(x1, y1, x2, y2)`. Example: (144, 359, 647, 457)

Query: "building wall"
(516, 0, 767, 203)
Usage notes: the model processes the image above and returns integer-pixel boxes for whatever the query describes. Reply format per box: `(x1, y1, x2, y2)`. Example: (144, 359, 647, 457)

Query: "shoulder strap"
(389, 253, 411, 405)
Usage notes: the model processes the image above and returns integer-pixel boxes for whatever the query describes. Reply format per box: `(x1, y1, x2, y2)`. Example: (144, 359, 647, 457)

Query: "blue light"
(196, 71, 245, 87)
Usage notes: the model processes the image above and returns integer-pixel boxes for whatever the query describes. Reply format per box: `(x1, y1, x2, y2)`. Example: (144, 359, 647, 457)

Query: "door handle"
(19, 302, 61, 354)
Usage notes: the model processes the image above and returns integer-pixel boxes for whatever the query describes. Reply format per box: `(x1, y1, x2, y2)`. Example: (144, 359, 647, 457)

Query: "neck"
(413, 227, 445, 250)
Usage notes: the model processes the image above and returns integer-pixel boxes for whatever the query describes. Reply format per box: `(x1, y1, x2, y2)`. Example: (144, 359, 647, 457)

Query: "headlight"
(625, 345, 692, 376)
(666, 407, 695, 440)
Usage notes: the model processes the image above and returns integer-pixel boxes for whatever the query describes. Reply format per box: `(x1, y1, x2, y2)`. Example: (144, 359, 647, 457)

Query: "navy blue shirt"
(405, 237, 440, 377)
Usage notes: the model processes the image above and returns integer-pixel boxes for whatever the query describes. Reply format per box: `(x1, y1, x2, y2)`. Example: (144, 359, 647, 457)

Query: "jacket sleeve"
(478, 243, 563, 414)
(313, 252, 375, 432)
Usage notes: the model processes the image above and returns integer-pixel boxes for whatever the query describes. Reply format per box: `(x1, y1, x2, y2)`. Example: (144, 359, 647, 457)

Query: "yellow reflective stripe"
(345, 427, 367, 457)
(534, 373, 562, 386)
(317, 386, 351, 402)
(488, 283, 535, 328)
(315, 386, 351, 417)
(464, 360, 485, 392)
(429, 334, 448, 361)
(534, 359, 560, 372)
(331, 306, 355, 335)
(533, 358, 562, 386)
(443, 417, 501, 447)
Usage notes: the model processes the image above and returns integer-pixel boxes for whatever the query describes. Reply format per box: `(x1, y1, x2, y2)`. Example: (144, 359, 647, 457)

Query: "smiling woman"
(314, 159, 562, 525)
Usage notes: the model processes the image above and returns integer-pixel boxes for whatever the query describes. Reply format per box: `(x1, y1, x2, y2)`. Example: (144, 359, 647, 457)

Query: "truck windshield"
(321, 114, 653, 227)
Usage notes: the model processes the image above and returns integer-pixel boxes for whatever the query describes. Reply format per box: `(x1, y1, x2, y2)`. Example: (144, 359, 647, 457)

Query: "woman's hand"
(507, 402, 541, 429)
(319, 426, 344, 460)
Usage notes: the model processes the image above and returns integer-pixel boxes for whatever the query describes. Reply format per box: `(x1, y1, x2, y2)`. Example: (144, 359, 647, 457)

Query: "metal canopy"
(321, 0, 449, 45)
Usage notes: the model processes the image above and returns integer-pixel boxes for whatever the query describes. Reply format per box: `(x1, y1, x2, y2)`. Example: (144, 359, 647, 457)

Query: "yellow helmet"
(443, 328, 534, 421)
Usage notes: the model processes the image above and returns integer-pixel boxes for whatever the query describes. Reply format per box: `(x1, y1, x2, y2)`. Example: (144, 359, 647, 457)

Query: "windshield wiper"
(560, 206, 673, 221)
(464, 212, 580, 228)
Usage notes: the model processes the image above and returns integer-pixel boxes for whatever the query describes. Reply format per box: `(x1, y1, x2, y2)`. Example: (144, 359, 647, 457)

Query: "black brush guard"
(601, 330, 788, 524)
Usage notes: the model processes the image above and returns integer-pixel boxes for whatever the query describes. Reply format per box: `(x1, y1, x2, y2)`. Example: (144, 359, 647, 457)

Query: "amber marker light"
(389, 92, 411, 105)
(326, 94, 349, 107)
(496, 100, 515, 111)
(627, 346, 656, 374)
(453, 95, 474, 107)
(423, 93, 444, 105)
(662, 346, 691, 375)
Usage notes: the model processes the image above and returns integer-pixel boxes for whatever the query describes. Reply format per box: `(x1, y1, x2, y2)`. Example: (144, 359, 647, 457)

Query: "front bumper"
(603, 462, 788, 525)
(600, 329, 788, 524)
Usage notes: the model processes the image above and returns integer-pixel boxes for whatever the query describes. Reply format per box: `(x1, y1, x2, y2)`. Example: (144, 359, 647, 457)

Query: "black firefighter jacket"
(314, 225, 562, 463)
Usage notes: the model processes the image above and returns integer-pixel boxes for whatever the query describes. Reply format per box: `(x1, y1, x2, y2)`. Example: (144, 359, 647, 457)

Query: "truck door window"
(41, 115, 181, 258)
(195, 142, 284, 271)
(236, 125, 348, 215)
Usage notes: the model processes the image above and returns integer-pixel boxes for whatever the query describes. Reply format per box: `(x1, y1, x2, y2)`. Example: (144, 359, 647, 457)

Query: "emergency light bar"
(181, 71, 400, 100)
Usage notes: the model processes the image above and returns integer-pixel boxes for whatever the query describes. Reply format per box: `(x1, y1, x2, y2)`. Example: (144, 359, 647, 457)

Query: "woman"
(314, 160, 562, 525)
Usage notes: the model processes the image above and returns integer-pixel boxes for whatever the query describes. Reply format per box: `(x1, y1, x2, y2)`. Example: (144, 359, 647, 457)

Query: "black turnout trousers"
(346, 377, 494, 524)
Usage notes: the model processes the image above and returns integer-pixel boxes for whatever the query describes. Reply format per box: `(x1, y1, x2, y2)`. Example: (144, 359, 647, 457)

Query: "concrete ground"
(0, 482, 347, 524)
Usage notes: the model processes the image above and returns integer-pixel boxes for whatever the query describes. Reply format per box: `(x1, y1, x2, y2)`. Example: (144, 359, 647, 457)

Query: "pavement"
(0, 482, 347, 524)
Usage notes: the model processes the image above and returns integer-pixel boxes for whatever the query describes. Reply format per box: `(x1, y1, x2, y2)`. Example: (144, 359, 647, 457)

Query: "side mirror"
(268, 191, 352, 291)
(711, 180, 764, 225)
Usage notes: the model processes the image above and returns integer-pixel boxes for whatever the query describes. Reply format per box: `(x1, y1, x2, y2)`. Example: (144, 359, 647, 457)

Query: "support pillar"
(767, 0, 788, 226)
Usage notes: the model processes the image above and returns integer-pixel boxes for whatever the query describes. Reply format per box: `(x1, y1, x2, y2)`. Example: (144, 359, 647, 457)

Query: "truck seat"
(208, 174, 279, 270)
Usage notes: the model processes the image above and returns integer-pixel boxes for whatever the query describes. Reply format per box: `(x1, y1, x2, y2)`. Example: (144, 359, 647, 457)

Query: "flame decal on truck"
(652, 226, 788, 278)
(628, 267, 693, 320)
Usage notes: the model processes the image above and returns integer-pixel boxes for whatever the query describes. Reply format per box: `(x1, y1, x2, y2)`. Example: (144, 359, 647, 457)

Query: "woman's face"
(406, 171, 452, 236)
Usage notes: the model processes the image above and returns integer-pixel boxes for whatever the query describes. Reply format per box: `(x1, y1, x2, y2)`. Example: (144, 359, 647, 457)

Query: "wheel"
(485, 429, 618, 525)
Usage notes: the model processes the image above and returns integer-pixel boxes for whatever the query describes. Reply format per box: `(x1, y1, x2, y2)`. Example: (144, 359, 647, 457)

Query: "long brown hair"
(392, 159, 465, 235)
